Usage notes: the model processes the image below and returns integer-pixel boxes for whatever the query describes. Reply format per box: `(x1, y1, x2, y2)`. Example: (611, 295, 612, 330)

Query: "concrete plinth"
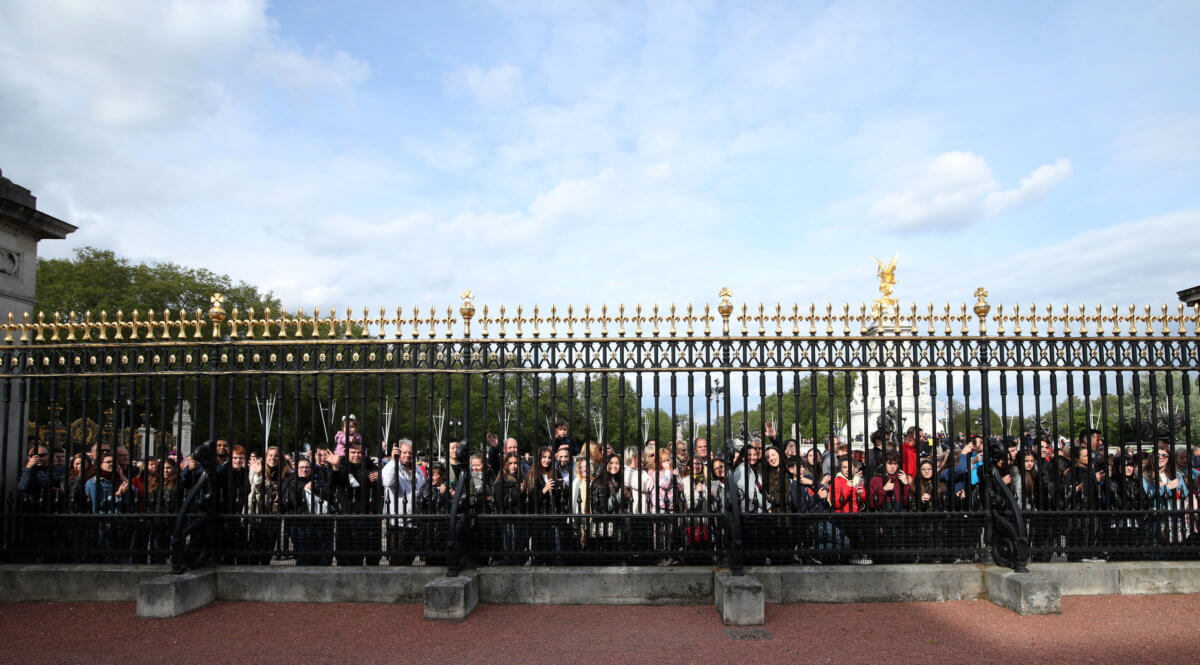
(715, 572, 765, 626)
(746, 564, 984, 603)
(477, 566, 712, 605)
(984, 567, 1060, 615)
(137, 570, 216, 618)
(424, 572, 479, 621)
(217, 566, 443, 603)
(0, 565, 170, 601)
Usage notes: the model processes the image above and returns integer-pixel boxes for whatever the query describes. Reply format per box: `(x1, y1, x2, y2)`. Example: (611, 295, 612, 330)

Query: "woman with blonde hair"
(247, 445, 291, 564)
(571, 456, 592, 552)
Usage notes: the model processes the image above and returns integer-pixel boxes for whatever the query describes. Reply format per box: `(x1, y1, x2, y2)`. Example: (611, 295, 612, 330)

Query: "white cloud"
(445, 63, 523, 108)
(983, 208, 1200, 303)
(0, 0, 367, 132)
(872, 152, 1072, 231)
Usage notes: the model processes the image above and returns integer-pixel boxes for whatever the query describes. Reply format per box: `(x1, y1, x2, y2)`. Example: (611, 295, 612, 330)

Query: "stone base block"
(715, 571, 764, 626)
(984, 567, 1060, 615)
(1116, 562, 1200, 595)
(137, 570, 216, 619)
(424, 572, 479, 621)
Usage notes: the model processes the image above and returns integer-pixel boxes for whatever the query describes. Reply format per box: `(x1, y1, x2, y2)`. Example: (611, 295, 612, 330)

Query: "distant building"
(0, 168, 77, 317)
(1179, 285, 1200, 307)
(0, 168, 77, 494)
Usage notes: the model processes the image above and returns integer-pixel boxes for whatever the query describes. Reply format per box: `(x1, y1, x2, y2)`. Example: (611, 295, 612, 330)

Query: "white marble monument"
(845, 256, 935, 444)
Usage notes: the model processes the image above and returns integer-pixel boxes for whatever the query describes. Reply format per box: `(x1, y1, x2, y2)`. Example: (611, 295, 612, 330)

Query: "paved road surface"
(2, 595, 1196, 665)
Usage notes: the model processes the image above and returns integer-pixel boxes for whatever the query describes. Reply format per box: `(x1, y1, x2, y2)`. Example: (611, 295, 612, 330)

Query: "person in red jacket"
(832, 456, 864, 513)
(901, 427, 919, 479)
(868, 452, 910, 512)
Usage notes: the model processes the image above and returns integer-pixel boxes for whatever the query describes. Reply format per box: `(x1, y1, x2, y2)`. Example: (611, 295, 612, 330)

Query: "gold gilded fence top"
(5, 287, 1199, 344)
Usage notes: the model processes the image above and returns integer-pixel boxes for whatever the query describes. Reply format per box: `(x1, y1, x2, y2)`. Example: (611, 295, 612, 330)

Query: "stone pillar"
(0, 169, 77, 496)
(172, 401, 194, 456)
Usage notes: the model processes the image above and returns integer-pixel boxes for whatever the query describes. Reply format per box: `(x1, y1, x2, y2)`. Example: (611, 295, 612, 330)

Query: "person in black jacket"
(1064, 445, 1103, 561)
(329, 441, 382, 565)
(1107, 454, 1151, 560)
(16, 445, 54, 562)
(146, 458, 182, 564)
(216, 445, 252, 563)
(491, 453, 525, 564)
(418, 463, 452, 515)
(282, 457, 335, 566)
(549, 420, 581, 458)
(416, 462, 452, 564)
(589, 454, 631, 563)
(525, 446, 568, 564)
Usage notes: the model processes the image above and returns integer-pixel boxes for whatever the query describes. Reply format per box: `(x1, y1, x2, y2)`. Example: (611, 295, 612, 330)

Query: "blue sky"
(1, 0, 1198, 314)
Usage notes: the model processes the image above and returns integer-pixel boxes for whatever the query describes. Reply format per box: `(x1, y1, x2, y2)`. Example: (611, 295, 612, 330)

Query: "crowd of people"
(10, 414, 1200, 566)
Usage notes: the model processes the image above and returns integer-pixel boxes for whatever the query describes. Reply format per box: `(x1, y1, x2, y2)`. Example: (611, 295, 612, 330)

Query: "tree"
(36, 246, 280, 317)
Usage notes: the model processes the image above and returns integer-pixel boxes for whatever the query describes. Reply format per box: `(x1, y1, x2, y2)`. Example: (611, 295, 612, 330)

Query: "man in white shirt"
(381, 439, 425, 565)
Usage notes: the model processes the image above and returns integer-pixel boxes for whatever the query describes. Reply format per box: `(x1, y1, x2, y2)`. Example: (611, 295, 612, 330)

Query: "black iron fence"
(2, 290, 1198, 570)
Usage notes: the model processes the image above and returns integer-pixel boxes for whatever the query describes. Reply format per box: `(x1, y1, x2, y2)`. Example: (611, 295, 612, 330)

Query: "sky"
(2, 0, 1199, 317)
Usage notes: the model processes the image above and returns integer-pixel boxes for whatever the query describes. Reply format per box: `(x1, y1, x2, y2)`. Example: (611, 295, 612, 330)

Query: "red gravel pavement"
(2, 595, 1197, 665)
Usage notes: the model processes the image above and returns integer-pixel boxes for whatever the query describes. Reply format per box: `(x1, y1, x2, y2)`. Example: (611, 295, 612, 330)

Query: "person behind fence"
(761, 446, 789, 513)
(549, 420, 581, 458)
(1062, 444, 1102, 560)
(85, 453, 137, 562)
(792, 467, 849, 562)
(417, 462, 451, 564)
(908, 457, 946, 562)
(282, 456, 334, 566)
(1107, 454, 1151, 560)
(465, 453, 488, 512)
(61, 453, 94, 561)
(492, 452, 525, 564)
(16, 444, 55, 562)
(678, 454, 714, 561)
(333, 415, 361, 458)
(831, 455, 863, 513)
(1144, 442, 1189, 547)
(245, 445, 289, 565)
(569, 457, 592, 553)
(623, 446, 651, 513)
(381, 439, 424, 565)
(869, 452, 910, 512)
(865, 430, 887, 476)
(486, 432, 526, 476)
(554, 445, 574, 496)
(587, 453, 630, 563)
(215, 445, 252, 563)
(732, 444, 764, 513)
(525, 445, 569, 563)
(330, 440, 383, 565)
(145, 457, 181, 564)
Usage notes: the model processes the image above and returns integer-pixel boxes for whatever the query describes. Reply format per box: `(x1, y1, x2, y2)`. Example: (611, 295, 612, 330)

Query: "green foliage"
(941, 400, 1003, 438)
(36, 246, 280, 317)
(703, 372, 854, 445)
